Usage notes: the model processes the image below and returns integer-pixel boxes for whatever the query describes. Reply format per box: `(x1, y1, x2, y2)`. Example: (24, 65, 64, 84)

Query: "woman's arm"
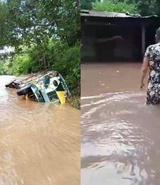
(140, 57, 149, 88)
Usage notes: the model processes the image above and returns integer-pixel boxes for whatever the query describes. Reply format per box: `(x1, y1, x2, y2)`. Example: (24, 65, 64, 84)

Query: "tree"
(81, 0, 95, 10)
(0, 0, 80, 69)
(93, 0, 137, 13)
(0, 0, 80, 103)
(82, 0, 160, 16)
(0, 0, 80, 48)
(134, 0, 159, 16)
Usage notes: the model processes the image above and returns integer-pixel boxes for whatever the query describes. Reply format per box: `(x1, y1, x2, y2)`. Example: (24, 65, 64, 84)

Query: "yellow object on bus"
(56, 91, 66, 104)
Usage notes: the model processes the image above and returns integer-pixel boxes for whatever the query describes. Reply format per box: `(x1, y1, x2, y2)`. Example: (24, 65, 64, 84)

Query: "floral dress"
(145, 43, 160, 104)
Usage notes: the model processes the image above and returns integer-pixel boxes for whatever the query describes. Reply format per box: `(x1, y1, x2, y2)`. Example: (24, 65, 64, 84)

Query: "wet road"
(0, 76, 80, 185)
(81, 63, 160, 185)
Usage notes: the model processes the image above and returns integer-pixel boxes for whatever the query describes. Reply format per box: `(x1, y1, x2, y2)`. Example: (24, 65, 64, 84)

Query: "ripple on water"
(81, 92, 160, 185)
(0, 75, 80, 185)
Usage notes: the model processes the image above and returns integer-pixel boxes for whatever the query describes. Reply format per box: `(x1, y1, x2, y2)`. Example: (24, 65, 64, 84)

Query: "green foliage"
(92, 0, 137, 13)
(134, 0, 159, 16)
(52, 41, 80, 96)
(0, 0, 80, 49)
(34, 38, 80, 95)
(68, 96, 80, 109)
(0, 61, 4, 75)
(6, 39, 80, 97)
(81, 0, 96, 10)
(11, 54, 31, 76)
(0, 0, 81, 105)
(83, 0, 160, 16)
(0, 59, 13, 75)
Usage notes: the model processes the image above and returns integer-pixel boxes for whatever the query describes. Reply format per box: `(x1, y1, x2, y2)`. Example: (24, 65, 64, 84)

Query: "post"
(142, 24, 145, 56)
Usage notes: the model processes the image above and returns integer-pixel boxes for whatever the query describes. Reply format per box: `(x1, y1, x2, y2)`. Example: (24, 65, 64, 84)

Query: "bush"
(0, 61, 4, 75)
(11, 54, 31, 76)
(93, 0, 137, 13)
(4, 39, 80, 107)
(52, 41, 80, 96)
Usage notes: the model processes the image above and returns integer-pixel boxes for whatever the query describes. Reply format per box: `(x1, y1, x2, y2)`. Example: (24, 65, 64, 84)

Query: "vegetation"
(81, 0, 160, 16)
(92, 0, 137, 13)
(0, 0, 80, 109)
(81, 0, 96, 10)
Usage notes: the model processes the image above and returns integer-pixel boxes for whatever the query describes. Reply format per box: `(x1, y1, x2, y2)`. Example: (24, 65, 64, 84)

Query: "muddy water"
(0, 76, 80, 185)
(81, 63, 160, 185)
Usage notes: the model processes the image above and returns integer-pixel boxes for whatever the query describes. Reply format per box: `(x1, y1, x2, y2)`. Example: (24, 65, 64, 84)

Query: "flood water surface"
(0, 76, 80, 185)
(81, 63, 160, 185)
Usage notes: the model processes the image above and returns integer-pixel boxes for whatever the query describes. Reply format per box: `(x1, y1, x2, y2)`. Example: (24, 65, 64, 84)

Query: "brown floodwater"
(81, 62, 160, 185)
(0, 75, 80, 185)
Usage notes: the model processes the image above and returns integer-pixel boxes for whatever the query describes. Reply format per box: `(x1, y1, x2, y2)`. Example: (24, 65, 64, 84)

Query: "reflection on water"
(0, 76, 80, 185)
(81, 63, 160, 185)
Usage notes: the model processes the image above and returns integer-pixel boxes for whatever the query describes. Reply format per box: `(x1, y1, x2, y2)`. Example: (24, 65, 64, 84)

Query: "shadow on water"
(81, 92, 160, 185)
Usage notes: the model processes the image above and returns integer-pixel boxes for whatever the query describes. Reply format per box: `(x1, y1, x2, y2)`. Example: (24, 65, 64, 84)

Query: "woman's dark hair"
(155, 27, 160, 42)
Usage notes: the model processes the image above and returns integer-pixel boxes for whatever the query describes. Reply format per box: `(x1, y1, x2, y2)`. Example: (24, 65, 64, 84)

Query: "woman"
(141, 27, 160, 105)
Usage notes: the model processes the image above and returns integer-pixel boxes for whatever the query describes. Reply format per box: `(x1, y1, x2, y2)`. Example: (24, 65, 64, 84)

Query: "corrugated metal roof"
(80, 10, 158, 18)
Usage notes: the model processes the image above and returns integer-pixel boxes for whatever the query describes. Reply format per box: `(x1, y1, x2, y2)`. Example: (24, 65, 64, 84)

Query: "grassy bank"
(67, 84, 80, 109)
(67, 96, 80, 109)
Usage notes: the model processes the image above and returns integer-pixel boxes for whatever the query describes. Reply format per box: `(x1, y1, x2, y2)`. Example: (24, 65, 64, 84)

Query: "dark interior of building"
(81, 18, 160, 63)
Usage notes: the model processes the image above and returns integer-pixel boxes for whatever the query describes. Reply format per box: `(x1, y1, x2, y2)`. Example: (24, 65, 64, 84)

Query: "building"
(81, 10, 160, 62)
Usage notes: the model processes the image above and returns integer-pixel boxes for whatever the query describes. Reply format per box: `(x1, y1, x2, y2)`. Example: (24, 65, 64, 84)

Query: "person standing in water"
(141, 27, 160, 104)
